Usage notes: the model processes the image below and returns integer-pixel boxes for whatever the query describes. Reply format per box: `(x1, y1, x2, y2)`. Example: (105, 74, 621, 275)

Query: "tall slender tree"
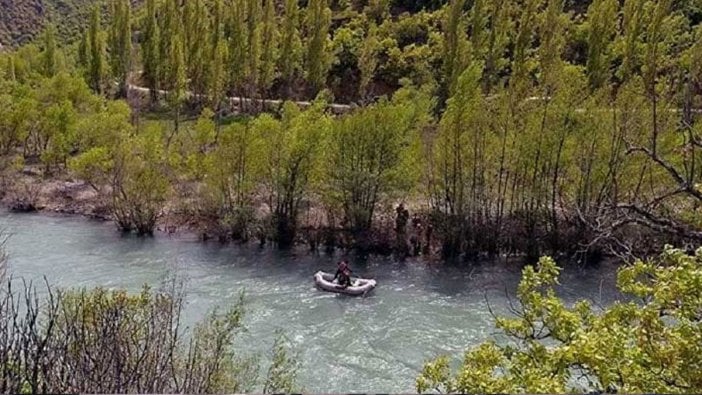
(158, 0, 179, 89)
(441, 0, 469, 101)
(244, 0, 262, 106)
(142, 0, 160, 102)
(6, 56, 16, 82)
(41, 23, 58, 77)
(469, 0, 488, 62)
(358, 23, 379, 100)
(184, 0, 210, 95)
(209, 40, 229, 123)
(109, 0, 132, 98)
(304, 0, 332, 95)
(168, 34, 187, 140)
(539, 0, 565, 88)
(510, 0, 541, 95)
(88, 6, 106, 94)
(586, 0, 618, 90)
(619, 0, 646, 81)
(228, 0, 247, 99)
(211, 0, 223, 51)
(259, 0, 279, 98)
(482, 0, 511, 92)
(279, 0, 302, 98)
(78, 29, 90, 71)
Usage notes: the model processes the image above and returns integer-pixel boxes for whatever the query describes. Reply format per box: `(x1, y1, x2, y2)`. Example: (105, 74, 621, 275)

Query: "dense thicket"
(1, 0, 702, 261)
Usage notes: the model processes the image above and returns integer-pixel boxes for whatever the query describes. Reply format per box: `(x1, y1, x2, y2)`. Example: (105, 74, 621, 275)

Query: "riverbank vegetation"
(418, 246, 702, 393)
(1, 0, 702, 261)
(0, 242, 299, 393)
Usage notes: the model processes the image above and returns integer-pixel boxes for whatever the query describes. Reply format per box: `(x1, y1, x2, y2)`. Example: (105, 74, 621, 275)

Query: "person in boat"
(334, 260, 353, 288)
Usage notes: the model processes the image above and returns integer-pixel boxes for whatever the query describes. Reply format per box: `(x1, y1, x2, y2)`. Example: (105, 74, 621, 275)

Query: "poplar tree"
(586, 0, 618, 90)
(279, 0, 302, 97)
(259, 0, 279, 97)
(469, 0, 488, 62)
(6, 56, 16, 82)
(358, 23, 379, 99)
(209, 40, 229, 118)
(511, 0, 541, 95)
(539, 0, 565, 88)
(169, 34, 187, 138)
(78, 29, 90, 71)
(643, 0, 672, 98)
(109, 0, 132, 98)
(210, 0, 226, 108)
(304, 0, 332, 94)
(88, 6, 106, 94)
(142, 0, 160, 102)
(441, 0, 469, 101)
(244, 0, 262, 104)
(482, 0, 511, 92)
(158, 0, 178, 89)
(41, 23, 57, 77)
(183, 0, 210, 95)
(228, 0, 247, 98)
(620, 0, 646, 81)
(211, 0, 223, 51)
(432, 63, 485, 257)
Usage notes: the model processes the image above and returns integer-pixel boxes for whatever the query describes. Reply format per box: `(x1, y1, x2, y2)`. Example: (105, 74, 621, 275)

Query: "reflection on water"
(1, 211, 622, 392)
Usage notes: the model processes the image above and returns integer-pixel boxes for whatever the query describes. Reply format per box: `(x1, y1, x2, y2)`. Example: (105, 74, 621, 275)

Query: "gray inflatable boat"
(314, 271, 376, 296)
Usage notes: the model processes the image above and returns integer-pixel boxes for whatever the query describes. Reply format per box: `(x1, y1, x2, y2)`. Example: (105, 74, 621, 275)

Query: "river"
(1, 211, 622, 392)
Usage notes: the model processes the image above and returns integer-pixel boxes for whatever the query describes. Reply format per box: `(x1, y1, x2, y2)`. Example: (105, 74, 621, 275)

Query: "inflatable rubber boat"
(314, 271, 376, 296)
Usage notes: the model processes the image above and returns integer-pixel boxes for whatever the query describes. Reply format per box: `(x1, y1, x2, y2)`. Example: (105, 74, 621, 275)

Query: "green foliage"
(68, 100, 169, 235)
(200, 118, 264, 240)
(325, 84, 430, 232)
(0, 276, 300, 393)
(305, 0, 333, 93)
(168, 33, 187, 134)
(428, 62, 485, 254)
(41, 24, 58, 77)
(0, 87, 36, 155)
(259, 0, 279, 96)
(3, 0, 702, 257)
(279, 0, 303, 95)
(586, 0, 618, 89)
(418, 246, 702, 393)
(88, 5, 106, 94)
(108, 0, 132, 97)
(260, 99, 331, 245)
(440, 0, 470, 99)
(142, 0, 160, 100)
(114, 125, 171, 234)
(358, 23, 380, 99)
(263, 331, 301, 394)
(209, 40, 229, 111)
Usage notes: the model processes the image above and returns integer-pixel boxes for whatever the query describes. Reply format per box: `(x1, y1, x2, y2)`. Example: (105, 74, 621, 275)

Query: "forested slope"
(2, 0, 702, 261)
(0, 0, 143, 47)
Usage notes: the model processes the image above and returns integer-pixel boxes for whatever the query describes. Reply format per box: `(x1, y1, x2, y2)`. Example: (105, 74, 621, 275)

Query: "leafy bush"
(0, 277, 299, 393)
(418, 246, 702, 393)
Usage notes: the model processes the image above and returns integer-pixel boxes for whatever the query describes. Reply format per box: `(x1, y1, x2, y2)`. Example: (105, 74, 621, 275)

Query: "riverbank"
(0, 165, 429, 255)
(0, 161, 680, 264)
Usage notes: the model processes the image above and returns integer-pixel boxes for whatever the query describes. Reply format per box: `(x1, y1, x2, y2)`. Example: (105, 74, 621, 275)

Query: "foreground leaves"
(418, 246, 702, 393)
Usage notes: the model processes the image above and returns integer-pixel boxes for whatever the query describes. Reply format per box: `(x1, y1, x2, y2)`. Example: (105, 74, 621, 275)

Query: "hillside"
(0, 0, 143, 47)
